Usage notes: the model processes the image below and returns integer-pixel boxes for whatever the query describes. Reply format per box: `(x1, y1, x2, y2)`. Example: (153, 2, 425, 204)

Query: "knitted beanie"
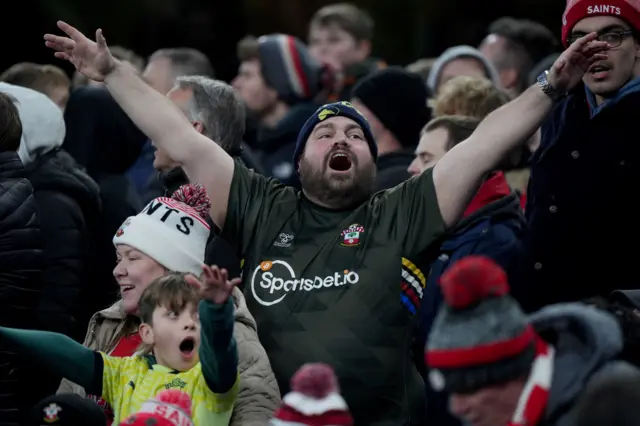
(26, 393, 106, 426)
(113, 184, 211, 276)
(425, 256, 536, 394)
(120, 389, 194, 426)
(562, 0, 640, 46)
(293, 101, 377, 168)
(270, 363, 353, 426)
(427, 46, 501, 93)
(257, 34, 323, 104)
(351, 67, 432, 149)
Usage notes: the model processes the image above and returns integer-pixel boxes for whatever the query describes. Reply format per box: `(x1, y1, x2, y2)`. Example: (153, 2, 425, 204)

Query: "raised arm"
(432, 33, 608, 228)
(0, 327, 103, 394)
(44, 22, 233, 228)
(187, 265, 240, 394)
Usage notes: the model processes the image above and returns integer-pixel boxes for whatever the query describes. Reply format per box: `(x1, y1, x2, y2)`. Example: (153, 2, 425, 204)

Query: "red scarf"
(463, 172, 512, 217)
(508, 337, 554, 426)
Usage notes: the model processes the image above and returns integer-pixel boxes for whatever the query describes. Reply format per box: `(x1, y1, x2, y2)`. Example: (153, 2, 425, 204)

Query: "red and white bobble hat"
(119, 389, 194, 426)
(270, 363, 353, 426)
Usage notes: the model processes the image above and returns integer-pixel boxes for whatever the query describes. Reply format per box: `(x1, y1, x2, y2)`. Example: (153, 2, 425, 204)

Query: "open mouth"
(328, 152, 352, 171)
(179, 337, 196, 356)
(589, 64, 611, 79)
(120, 285, 135, 293)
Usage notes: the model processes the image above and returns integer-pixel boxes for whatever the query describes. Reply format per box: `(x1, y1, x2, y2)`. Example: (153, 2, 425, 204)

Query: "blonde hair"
(432, 76, 511, 119)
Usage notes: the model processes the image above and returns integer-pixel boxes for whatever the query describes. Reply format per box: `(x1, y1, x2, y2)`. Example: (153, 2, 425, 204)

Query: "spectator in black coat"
(62, 86, 147, 329)
(0, 83, 101, 341)
(0, 90, 43, 426)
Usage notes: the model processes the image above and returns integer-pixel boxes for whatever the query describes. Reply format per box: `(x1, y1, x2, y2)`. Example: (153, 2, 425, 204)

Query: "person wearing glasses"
(521, 0, 640, 312)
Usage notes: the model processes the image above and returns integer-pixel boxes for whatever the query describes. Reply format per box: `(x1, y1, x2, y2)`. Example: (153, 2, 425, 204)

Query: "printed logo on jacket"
(250, 260, 360, 306)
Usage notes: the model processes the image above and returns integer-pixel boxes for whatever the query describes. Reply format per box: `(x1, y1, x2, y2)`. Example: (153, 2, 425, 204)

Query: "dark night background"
(1, 0, 566, 81)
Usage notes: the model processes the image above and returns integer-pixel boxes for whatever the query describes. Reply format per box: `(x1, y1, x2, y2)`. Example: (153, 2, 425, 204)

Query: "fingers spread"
(53, 52, 71, 61)
(185, 274, 201, 289)
(57, 21, 83, 40)
(96, 29, 107, 48)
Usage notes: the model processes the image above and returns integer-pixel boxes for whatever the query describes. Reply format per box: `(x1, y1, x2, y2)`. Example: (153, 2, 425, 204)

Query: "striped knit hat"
(270, 363, 353, 426)
(257, 34, 324, 104)
(425, 256, 536, 394)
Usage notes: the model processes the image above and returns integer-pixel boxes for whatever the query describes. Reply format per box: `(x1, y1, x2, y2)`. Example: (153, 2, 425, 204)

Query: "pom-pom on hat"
(270, 363, 353, 426)
(425, 256, 536, 394)
(120, 389, 194, 426)
(113, 184, 211, 276)
(562, 0, 640, 46)
(292, 101, 377, 172)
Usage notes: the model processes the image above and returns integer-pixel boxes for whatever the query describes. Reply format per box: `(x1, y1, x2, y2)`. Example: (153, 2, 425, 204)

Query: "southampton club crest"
(340, 223, 365, 247)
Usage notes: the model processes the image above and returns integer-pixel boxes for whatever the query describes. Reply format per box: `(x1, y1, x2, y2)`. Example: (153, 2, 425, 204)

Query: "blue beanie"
(292, 101, 377, 168)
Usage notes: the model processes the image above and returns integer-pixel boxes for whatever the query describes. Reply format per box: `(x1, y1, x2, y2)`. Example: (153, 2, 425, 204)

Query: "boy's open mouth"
(179, 337, 196, 357)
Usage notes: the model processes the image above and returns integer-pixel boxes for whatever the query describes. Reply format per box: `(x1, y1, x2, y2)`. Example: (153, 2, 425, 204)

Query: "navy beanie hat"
(257, 34, 323, 105)
(293, 101, 377, 168)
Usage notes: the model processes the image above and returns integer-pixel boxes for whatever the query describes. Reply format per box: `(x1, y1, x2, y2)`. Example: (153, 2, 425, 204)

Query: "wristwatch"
(537, 70, 564, 100)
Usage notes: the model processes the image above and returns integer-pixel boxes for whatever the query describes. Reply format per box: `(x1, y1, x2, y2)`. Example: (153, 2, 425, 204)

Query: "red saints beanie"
(270, 363, 353, 426)
(425, 256, 536, 394)
(562, 0, 640, 46)
(120, 389, 194, 426)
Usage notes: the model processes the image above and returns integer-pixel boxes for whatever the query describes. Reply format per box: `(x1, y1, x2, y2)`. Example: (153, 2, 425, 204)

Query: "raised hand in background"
(44, 21, 116, 82)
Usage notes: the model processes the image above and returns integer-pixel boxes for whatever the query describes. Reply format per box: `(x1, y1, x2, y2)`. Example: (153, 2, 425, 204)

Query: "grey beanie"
(425, 256, 536, 394)
(257, 34, 323, 105)
(427, 45, 501, 93)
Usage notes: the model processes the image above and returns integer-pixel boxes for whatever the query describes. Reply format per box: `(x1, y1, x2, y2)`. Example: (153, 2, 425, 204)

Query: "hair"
(433, 76, 512, 119)
(73, 45, 144, 87)
(237, 36, 260, 62)
(138, 273, 199, 325)
(149, 48, 215, 79)
(405, 58, 438, 81)
(0, 62, 70, 95)
(0, 92, 22, 153)
(487, 17, 559, 93)
(310, 3, 374, 42)
(422, 115, 481, 151)
(174, 76, 245, 155)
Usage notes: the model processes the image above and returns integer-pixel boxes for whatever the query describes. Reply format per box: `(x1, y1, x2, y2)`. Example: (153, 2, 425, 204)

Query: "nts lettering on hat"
(141, 198, 208, 237)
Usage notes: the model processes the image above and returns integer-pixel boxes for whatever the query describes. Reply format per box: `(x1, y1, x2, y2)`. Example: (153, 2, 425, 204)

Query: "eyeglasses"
(566, 30, 634, 47)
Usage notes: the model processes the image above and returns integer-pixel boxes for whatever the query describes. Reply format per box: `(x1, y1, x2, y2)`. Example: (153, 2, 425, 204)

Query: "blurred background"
(4, 0, 565, 81)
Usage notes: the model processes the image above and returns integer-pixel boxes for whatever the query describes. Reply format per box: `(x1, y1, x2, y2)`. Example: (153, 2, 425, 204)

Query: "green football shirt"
(222, 161, 445, 425)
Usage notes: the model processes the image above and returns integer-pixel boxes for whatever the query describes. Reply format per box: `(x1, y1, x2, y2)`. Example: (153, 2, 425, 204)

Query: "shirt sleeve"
(377, 167, 446, 256)
(198, 299, 238, 394)
(221, 160, 297, 257)
(99, 353, 129, 407)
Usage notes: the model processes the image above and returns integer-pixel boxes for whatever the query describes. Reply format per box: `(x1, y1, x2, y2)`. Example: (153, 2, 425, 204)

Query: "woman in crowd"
(58, 184, 280, 426)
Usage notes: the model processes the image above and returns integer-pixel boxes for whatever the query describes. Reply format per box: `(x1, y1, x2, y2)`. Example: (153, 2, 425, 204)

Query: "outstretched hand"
(186, 265, 241, 305)
(548, 32, 609, 93)
(44, 21, 115, 82)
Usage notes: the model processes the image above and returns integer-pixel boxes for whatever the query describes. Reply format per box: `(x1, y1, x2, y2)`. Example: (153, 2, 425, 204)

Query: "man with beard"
(43, 21, 608, 425)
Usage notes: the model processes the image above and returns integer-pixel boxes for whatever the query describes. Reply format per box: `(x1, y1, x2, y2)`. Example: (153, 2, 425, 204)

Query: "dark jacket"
(256, 102, 319, 188)
(375, 150, 414, 191)
(524, 79, 640, 311)
(63, 87, 146, 321)
(0, 151, 42, 426)
(24, 149, 101, 338)
(531, 303, 636, 426)
(417, 188, 526, 426)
